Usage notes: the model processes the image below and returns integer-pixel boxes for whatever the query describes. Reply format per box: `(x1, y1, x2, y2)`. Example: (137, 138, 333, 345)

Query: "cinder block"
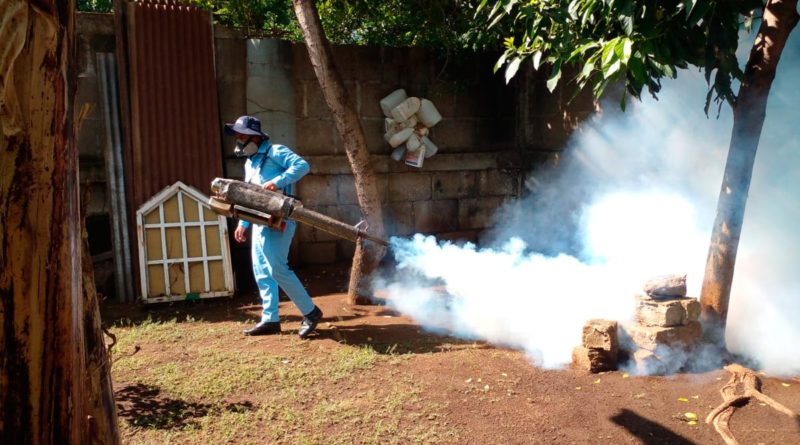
(582, 319, 619, 354)
(298, 241, 337, 265)
(626, 321, 703, 352)
(680, 298, 701, 322)
(296, 119, 338, 155)
(300, 81, 333, 119)
(413, 200, 458, 234)
(387, 173, 432, 202)
(636, 297, 687, 327)
(359, 82, 392, 118)
(337, 175, 358, 205)
(362, 117, 387, 154)
(383, 202, 414, 237)
(571, 346, 617, 373)
(429, 119, 477, 150)
(297, 174, 338, 205)
(291, 44, 317, 81)
(631, 349, 666, 375)
(458, 197, 504, 230)
(479, 169, 518, 197)
(422, 153, 499, 172)
(432, 171, 478, 199)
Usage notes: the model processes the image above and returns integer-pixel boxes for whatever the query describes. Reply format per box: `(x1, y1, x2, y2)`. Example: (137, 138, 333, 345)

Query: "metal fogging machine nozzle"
(209, 178, 388, 246)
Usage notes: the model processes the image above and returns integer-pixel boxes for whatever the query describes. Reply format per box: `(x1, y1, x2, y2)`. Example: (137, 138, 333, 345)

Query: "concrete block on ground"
(680, 298, 701, 322)
(571, 346, 617, 373)
(636, 297, 687, 327)
(631, 349, 666, 375)
(625, 321, 703, 352)
(582, 319, 619, 354)
(643, 274, 687, 298)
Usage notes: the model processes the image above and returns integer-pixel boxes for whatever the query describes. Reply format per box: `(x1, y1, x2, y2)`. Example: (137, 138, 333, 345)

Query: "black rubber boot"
(298, 306, 323, 339)
(243, 321, 281, 336)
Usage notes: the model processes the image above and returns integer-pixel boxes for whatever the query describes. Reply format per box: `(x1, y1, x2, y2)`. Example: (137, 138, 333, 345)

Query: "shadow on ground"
(610, 409, 697, 445)
(115, 383, 254, 430)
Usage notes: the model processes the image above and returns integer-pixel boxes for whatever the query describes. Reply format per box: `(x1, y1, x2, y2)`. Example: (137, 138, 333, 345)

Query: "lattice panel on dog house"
(137, 181, 234, 303)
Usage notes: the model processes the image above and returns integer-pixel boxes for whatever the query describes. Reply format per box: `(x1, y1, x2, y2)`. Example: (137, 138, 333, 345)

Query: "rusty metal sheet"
(125, 0, 222, 211)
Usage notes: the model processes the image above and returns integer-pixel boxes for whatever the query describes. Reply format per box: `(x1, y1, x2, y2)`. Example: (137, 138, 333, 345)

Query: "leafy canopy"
(479, 0, 763, 112)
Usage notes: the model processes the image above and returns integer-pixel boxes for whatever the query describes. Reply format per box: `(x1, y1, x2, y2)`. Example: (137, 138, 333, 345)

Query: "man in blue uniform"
(224, 115, 323, 338)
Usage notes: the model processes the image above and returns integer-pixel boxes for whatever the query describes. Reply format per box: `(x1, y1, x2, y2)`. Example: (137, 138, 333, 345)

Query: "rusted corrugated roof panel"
(125, 0, 222, 211)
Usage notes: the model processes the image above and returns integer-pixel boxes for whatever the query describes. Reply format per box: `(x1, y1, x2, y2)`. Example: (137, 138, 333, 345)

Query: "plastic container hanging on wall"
(421, 136, 438, 158)
(404, 144, 426, 168)
(406, 133, 422, 152)
(390, 97, 421, 122)
(390, 146, 406, 161)
(417, 98, 442, 127)
(388, 127, 413, 148)
(380, 89, 408, 117)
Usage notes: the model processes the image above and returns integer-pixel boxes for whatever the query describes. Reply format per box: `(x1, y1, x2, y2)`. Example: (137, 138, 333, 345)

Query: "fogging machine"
(208, 178, 388, 246)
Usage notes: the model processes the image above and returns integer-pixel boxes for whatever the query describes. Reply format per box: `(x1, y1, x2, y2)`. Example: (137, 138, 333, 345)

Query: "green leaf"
(533, 51, 543, 70)
(505, 57, 522, 83)
(569, 41, 600, 61)
(622, 38, 633, 63)
(494, 52, 509, 73)
(546, 62, 562, 92)
(619, 15, 633, 35)
(681, 0, 697, 19)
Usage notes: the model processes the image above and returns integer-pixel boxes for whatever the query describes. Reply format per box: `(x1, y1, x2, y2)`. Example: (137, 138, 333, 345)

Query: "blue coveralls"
(239, 140, 315, 323)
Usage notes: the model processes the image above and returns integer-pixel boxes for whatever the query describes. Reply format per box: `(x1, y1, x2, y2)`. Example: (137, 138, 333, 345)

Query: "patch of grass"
(329, 345, 379, 380)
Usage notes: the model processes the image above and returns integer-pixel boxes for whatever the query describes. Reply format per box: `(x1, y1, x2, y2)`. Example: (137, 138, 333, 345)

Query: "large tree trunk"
(700, 0, 799, 345)
(292, 0, 387, 304)
(80, 188, 121, 445)
(0, 0, 89, 443)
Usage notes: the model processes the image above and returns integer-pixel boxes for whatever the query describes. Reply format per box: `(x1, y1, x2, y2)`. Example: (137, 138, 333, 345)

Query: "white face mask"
(234, 139, 259, 157)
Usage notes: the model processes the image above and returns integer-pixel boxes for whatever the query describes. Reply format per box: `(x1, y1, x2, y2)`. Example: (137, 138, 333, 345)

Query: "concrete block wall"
(73, 13, 597, 271)
(282, 43, 525, 264)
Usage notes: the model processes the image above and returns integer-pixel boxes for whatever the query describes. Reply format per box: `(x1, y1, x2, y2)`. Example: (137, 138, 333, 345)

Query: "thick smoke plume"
(381, 30, 800, 375)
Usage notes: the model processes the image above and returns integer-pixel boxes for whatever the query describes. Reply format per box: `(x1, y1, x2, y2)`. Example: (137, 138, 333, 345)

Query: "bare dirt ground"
(104, 265, 800, 445)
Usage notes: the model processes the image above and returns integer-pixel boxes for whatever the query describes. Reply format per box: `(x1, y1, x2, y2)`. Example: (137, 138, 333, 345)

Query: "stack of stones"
(625, 274, 703, 374)
(572, 319, 619, 373)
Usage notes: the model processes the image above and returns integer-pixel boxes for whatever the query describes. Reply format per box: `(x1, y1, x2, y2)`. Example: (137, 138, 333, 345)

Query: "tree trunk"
(292, 0, 387, 304)
(700, 0, 799, 345)
(80, 188, 121, 445)
(0, 0, 89, 443)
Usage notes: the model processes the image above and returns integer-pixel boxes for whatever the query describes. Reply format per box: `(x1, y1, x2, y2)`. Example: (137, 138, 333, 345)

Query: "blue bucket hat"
(224, 115, 270, 139)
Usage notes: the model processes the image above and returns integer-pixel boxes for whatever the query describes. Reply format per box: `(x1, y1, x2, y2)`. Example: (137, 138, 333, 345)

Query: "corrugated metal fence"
(124, 0, 222, 210)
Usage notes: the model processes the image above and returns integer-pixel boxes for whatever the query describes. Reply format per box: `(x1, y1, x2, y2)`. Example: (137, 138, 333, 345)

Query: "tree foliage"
(480, 0, 764, 112)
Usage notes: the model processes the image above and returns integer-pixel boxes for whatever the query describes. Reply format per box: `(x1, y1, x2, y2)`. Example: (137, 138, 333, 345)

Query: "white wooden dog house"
(136, 181, 234, 303)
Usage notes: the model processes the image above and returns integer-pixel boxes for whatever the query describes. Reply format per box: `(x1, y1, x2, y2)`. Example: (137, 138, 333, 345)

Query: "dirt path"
(103, 268, 800, 444)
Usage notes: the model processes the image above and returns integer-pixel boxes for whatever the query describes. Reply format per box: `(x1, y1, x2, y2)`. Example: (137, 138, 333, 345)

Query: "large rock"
(572, 346, 617, 373)
(679, 298, 701, 322)
(643, 274, 687, 298)
(582, 319, 619, 354)
(636, 297, 686, 327)
(625, 321, 703, 352)
(636, 295, 701, 327)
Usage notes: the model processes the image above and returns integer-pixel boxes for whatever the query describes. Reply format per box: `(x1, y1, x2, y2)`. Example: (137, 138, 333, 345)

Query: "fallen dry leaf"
(594, 379, 601, 384)
(684, 412, 698, 421)
(622, 373, 630, 379)
(781, 383, 791, 387)
(678, 397, 689, 402)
